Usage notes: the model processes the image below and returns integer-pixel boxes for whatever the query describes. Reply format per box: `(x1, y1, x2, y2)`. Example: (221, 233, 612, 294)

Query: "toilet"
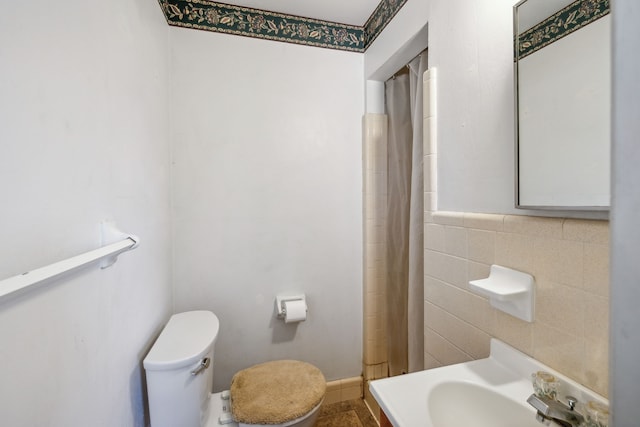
(143, 311, 326, 427)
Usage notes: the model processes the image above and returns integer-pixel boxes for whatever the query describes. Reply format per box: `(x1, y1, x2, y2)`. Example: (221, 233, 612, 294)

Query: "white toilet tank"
(144, 311, 220, 427)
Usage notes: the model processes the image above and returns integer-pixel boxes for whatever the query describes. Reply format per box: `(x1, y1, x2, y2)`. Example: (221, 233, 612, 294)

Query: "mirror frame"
(513, 0, 610, 212)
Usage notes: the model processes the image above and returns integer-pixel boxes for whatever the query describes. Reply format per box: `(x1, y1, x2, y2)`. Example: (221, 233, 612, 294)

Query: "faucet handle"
(566, 396, 578, 410)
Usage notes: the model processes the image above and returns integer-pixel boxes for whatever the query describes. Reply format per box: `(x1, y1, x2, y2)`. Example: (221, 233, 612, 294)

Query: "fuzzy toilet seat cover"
(230, 360, 326, 425)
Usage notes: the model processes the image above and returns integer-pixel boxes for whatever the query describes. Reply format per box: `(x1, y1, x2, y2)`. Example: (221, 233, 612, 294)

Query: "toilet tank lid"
(143, 311, 220, 371)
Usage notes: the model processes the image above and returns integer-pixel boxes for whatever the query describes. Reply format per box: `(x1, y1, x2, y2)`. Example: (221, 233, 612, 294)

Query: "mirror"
(514, 0, 610, 210)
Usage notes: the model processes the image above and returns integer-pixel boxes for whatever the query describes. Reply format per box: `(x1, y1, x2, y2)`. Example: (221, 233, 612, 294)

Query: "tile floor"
(315, 399, 378, 427)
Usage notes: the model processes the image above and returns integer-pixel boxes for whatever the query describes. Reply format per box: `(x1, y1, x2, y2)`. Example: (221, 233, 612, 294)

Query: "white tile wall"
(362, 113, 389, 417)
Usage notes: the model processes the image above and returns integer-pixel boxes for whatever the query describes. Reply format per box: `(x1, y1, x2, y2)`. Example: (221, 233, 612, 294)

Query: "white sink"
(428, 381, 541, 427)
(370, 339, 608, 427)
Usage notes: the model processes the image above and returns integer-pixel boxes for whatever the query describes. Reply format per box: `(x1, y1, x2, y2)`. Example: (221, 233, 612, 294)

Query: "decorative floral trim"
(364, 0, 409, 49)
(517, 0, 610, 60)
(159, 0, 366, 51)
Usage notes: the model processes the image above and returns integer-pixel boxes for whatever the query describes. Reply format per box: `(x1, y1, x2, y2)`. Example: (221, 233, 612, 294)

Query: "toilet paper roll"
(283, 300, 307, 323)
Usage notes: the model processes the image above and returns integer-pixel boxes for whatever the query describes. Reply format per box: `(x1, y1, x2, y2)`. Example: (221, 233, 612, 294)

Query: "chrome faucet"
(527, 394, 585, 427)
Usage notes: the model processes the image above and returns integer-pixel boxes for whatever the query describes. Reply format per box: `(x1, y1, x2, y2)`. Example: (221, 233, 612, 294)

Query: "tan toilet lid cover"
(230, 360, 326, 424)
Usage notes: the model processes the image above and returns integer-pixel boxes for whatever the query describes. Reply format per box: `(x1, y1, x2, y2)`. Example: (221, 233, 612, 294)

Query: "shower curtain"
(385, 51, 427, 375)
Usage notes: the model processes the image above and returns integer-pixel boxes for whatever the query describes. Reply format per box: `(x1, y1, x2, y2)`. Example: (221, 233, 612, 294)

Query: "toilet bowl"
(143, 311, 326, 427)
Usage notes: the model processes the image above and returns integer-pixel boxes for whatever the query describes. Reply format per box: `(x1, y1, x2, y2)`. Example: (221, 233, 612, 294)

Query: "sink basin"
(370, 339, 608, 427)
(428, 382, 541, 427)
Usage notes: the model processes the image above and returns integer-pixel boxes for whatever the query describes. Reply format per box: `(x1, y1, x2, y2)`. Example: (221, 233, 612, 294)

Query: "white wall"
(170, 29, 364, 391)
(365, 0, 606, 216)
(427, 0, 519, 214)
(0, 0, 172, 425)
(364, 0, 517, 213)
(611, 0, 640, 423)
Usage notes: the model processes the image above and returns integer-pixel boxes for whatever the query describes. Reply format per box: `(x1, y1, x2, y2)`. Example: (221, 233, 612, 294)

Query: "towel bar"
(0, 222, 139, 303)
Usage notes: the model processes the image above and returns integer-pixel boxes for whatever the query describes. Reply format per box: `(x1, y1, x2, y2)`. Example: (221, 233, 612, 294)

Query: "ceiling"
(217, 0, 382, 26)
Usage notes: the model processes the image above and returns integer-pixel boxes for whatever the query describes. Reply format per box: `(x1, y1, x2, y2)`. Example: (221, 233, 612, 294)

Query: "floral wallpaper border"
(364, 0, 408, 49)
(158, 0, 407, 52)
(517, 0, 610, 60)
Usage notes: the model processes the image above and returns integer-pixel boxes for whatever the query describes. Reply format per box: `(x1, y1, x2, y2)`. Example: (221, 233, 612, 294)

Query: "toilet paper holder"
(276, 294, 307, 319)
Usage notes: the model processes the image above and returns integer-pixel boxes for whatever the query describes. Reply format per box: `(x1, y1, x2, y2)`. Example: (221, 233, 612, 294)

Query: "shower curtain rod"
(0, 222, 139, 303)
(390, 50, 427, 80)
